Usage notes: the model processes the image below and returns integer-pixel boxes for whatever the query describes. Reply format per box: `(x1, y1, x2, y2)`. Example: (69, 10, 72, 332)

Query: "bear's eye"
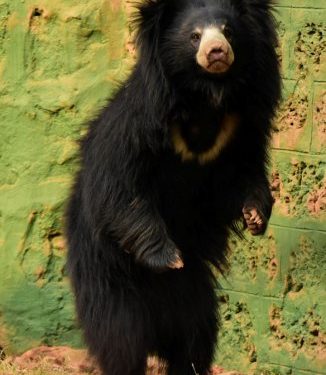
(223, 25, 233, 40)
(190, 32, 202, 45)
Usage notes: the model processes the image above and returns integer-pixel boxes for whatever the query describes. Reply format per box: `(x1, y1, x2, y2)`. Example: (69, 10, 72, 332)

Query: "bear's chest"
(171, 113, 239, 165)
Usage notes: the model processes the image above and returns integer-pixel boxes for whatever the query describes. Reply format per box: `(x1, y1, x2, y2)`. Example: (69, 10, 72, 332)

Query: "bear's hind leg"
(165, 308, 217, 375)
(93, 330, 148, 375)
(82, 292, 150, 375)
(167, 352, 213, 375)
(97, 351, 147, 375)
(164, 337, 214, 375)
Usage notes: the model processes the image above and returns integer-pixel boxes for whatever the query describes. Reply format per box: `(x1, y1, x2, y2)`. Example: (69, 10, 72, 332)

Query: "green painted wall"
(217, 2, 326, 374)
(0, 0, 132, 354)
(0, 1, 324, 374)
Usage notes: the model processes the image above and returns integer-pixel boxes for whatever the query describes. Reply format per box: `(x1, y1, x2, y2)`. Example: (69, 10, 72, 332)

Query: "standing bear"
(66, 0, 281, 374)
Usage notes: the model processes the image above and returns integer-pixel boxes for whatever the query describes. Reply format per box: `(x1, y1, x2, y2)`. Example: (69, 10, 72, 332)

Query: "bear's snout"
(196, 26, 234, 74)
(206, 43, 229, 65)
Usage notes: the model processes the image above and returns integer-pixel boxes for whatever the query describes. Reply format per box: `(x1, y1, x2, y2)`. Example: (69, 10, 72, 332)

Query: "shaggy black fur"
(66, 0, 281, 374)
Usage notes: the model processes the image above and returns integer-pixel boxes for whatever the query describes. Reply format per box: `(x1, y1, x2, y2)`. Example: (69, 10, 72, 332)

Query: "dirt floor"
(0, 346, 241, 375)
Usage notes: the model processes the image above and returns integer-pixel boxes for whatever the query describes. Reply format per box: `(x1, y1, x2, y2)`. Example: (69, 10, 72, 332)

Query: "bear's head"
(136, 0, 278, 85)
(162, 2, 238, 76)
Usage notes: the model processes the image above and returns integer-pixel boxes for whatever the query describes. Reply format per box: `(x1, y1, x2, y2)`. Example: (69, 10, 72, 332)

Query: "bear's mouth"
(205, 60, 231, 74)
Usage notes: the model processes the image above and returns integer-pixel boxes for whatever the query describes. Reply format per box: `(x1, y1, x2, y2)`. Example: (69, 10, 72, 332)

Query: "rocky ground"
(0, 346, 241, 375)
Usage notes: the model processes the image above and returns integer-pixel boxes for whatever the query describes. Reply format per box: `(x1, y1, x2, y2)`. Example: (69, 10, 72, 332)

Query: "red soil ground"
(5, 346, 241, 375)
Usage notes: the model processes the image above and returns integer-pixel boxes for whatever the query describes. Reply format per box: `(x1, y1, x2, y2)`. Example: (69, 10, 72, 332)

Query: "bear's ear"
(232, 0, 275, 14)
(132, 0, 179, 89)
(231, 0, 278, 46)
(137, 0, 169, 22)
(134, 0, 174, 50)
(131, 1, 178, 123)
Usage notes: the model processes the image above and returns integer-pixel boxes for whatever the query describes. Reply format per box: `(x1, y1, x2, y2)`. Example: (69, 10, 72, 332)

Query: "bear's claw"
(242, 207, 266, 236)
(168, 253, 184, 269)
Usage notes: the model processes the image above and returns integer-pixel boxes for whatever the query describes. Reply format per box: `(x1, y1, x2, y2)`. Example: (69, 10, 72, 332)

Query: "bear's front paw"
(153, 247, 184, 272)
(137, 245, 184, 272)
(167, 250, 184, 270)
(242, 206, 267, 236)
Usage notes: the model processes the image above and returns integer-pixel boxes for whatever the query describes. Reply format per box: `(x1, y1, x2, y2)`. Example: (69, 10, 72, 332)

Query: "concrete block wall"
(0, 1, 324, 374)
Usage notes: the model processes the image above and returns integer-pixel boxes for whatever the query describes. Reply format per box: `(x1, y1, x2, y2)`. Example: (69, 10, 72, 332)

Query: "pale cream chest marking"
(171, 114, 239, 165)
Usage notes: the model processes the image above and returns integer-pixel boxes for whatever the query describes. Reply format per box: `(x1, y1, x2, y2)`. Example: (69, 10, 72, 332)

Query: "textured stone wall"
(0, 0, 132, 354)
(0, 1, 325, 374)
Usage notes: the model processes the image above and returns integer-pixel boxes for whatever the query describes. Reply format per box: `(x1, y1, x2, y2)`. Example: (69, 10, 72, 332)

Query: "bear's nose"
(207, 44, 228, 64)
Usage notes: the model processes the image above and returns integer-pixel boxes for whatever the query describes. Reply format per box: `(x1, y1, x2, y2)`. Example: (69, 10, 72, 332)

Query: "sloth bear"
(66, 0, 281, 374)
